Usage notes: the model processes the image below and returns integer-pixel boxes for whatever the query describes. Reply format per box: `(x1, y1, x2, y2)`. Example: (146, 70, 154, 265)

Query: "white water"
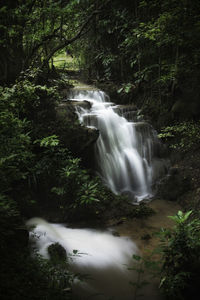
(69, 89, 167, 202)
(26, 90, 167, 300)
(27, 218, 138, 300)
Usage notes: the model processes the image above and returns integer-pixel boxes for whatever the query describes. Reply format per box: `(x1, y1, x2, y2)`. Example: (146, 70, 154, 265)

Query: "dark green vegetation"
(1, 75, 149, 299)
(81, 0, 200, 126)
(0, 0, 94, 83)
(1, 0, 200, 299)
(129, 211, 200, 300)
(159, 211, 200, 300)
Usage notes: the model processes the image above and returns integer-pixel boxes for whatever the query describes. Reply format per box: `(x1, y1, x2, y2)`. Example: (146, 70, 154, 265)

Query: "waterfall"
(68, 89, 167, 202)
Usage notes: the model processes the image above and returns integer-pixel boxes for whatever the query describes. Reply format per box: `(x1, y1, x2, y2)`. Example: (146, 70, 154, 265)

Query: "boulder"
(56, 102, 76, 122)
(48, 242, 67, 263)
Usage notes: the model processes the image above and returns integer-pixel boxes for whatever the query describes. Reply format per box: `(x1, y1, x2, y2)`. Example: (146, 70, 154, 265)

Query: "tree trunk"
(0, 0, 24, 84)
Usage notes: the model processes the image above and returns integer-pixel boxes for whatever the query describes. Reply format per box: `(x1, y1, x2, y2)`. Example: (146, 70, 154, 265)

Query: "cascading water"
(26, 88, 167, 300)
(68, 88, 167, 202)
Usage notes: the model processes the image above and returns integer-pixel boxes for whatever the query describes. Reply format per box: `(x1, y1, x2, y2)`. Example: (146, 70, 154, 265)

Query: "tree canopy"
(0, 0, 108, 83)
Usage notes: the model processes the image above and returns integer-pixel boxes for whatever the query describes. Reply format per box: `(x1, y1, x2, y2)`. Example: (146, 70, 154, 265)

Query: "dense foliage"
(80, 0, 200, 123)
(0, 0, 102, 83)
(1, 0, 200, 121)
(1, 76, 152, 299)
(128, 211, 200, 300)
(0, 251, 74, 300)
(0, 77, 117, 224)
(0, 78, 106, 299)
(158, 121, 200, 151)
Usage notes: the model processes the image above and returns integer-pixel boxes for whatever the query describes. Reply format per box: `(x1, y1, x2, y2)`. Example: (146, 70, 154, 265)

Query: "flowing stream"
(27, 218, 139, 300)
(69, 88, 167, 202)
(28, 87, 168, 299)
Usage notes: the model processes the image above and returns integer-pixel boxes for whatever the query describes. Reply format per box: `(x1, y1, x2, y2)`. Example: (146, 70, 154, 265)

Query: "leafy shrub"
(0, 250, 74, 300)
(158, 121, 200, 151)
(0, 80, 59, 191)
(0, 112, 33, 193)
(159, 211, 200, 299)
(51, 157, 103, 214)
(0, 79, 115, 221)
(0, 194, 22, 253)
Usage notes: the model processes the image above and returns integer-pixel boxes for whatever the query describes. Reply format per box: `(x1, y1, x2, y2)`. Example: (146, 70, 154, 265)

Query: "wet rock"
(67, 99, 92, 110)
(169, 167, 179, 175)
(55, 99, 99, 168)
(48, 242, 67, 263)
(141, 233, 151, 241)
(112, 231, 120, 237)
(56, 100, 91, 122)
(79, 127, 99, 168)
(116, 104, 137, 111)
(82, 127, 99, 148)
(114, 104, 138, 121)
(60, 88, 72, 97)
(56, 102, 77, 122)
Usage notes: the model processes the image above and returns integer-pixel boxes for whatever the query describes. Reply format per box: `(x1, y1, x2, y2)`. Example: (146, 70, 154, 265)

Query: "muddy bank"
(109, 198, 182, 300)
(113, 199, 182, 254)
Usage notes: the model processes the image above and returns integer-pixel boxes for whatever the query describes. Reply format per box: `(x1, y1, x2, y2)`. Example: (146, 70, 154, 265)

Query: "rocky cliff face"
(56, 99, 99, 168)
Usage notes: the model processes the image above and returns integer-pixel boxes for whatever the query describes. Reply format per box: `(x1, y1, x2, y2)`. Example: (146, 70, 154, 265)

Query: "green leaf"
(40, 135, 59, 147)
(132, 254, 141, 261)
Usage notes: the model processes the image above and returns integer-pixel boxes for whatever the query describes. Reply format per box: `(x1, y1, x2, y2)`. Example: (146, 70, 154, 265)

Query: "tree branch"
(42, 9, 99, 67)
(24, 27, 62, 67)
(42, 0, 111, 67)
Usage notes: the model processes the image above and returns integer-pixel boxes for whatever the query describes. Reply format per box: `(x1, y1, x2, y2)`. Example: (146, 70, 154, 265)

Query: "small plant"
(127, 210, 200, 300)
(51, 157, 103, 215)
(117, 83, 135, 94)
(38, 135, 60, 148)
(128, 252, 161, 299)
(128, 254, 149, 299)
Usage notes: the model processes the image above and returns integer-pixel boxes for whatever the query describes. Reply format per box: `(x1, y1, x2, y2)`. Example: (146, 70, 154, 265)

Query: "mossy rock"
(48, 243, 67, 263)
